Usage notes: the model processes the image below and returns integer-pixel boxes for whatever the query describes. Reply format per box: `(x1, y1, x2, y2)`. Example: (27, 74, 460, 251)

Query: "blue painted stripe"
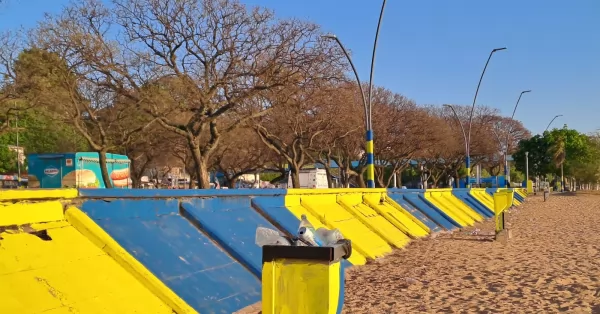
(416, 193, 462, 229)
(389, 192, 457, 230)
(366, 180, 376, 188)
(180, 196, 281, 278)
(451, 190, 494, 218)
(514, 192, 525, 203)
(366, 153, 374, 164)
(336, 262, 346, 314)
(80, 199, 261, 313)
(385, 190, 442, 233)
(365, 130, 374, 141)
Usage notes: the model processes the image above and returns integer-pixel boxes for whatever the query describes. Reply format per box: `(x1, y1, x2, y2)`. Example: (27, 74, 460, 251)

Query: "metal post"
(365, 0, 387, 188)
(443, 104, 469, 188)
(466, 47, 507, 188)
(505, 90, 531, 187)
(545, 114, 563, 132)
(16, 115, 21, 181)
(525, 151, 529, 183)
(322, 0, 387, 189)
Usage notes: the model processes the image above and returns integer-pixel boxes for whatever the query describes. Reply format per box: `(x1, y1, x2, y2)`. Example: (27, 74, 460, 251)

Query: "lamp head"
(321, 34, 337, 40)
(493, 47, 507, 52)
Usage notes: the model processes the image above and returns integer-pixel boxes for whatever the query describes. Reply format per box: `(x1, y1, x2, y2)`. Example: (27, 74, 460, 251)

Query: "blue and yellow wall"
(0, 187, 526, 313)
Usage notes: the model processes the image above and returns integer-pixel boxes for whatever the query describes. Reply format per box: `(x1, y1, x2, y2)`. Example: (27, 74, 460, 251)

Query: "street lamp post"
(525, 151, 529, 189)
(545, 114, 563, 132)
(443, 104, 468, 188)
(464, 47, 507, 188)
(322, 0, 387, 188)
(504, 90, 531, 187)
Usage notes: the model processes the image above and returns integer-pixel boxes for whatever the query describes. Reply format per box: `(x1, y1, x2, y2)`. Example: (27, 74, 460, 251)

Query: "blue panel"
(389, 191, 457, 230)
(385, 190, 441, 233)
(251, 196, 353, 268)
(181, 196, 281, 278)
(78, 188, 285, 198)
(451, 190, 494, 218)
(80, 199, 261, 314)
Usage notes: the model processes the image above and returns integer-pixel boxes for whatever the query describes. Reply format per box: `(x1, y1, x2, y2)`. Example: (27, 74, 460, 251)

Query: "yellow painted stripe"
(469, 189, 494, 212)
(284, 195, 367, 265)
(0, 200, 65, 226)
(363, 193, 430, 237)
(437, 190, 483, 222)
(300, 194, 392, 259)
(515, 189, 527, 199)
(65, 206, 197, 314)
(0, 216, 176, 313)
(423, 191, 473, 226)
(497, 188, 522, 206)
(0, 189, 77, 200)
(286, 188, 388, 195)
(366, 140, 374, 153)
(338, 193, 411, 248)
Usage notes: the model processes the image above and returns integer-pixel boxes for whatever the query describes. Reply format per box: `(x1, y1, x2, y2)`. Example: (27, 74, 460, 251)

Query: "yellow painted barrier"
(66, 206, 197, 314)
(338, 193, 411, 248)
(286, 189, 391, 260)
(363, 193, 430, 238)
(516, 188, 527, 199)
(261, 242, 351, 314)
(423, 190, 474, 227)
(437, 189, 483, 222)
(0, 200, 65, 226)
(0, 203, 178, 314)
(284, 194, 367, 265)
(469, 189, 495, 212)
(0, 188, 77, 200)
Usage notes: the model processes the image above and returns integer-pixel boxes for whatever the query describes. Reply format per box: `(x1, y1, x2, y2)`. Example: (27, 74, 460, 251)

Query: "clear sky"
(1, 0, 598, 135)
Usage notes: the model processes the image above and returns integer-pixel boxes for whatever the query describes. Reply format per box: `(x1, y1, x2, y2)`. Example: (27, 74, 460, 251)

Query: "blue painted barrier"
(388, 190, 458, 230)
(452, 189, 494, 218)
(180, 196, 281, 278)
(385, 189, 442, 233)
(80, 198, 261, 313)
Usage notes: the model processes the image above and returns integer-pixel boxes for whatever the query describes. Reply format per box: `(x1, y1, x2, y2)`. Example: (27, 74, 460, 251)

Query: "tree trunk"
(324, 166, 333, 188)
(98, 150, 113, 188)
(228, 177, 238, 189)
(190, 144, 211, 189)
(290, 165, 301, 188)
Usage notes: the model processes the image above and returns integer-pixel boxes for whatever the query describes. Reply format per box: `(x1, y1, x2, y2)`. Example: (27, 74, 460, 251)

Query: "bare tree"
(211, 126, 277, 188)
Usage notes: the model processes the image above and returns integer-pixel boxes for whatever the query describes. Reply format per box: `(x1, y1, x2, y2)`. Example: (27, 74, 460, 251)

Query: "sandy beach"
(237, 192, 600, 314)
(343, 193, 600, 313)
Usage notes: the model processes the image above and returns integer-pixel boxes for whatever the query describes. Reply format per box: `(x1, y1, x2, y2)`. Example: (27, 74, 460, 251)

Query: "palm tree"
(550, 135, 566, 191)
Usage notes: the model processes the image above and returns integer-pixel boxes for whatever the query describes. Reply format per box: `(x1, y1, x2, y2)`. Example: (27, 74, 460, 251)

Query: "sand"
(237, 192, 600, 314)
(343, 193, 600, 313)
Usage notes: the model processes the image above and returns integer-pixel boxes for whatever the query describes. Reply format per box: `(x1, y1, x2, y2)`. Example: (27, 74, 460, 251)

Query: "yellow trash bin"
(262, 240, 352, 314)
(493, 190, 514, 234)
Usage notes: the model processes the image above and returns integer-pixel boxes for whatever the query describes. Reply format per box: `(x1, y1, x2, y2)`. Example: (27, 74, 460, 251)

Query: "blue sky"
(1, 0, 598, 135)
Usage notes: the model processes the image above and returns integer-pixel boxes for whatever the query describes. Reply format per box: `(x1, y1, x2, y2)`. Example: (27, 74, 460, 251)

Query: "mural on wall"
(27, 153, 131, 189)
(63, 169, 100, 188)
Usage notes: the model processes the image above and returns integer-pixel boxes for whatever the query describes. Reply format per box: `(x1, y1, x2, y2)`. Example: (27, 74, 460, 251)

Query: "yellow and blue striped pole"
(366, 130, 375, 188)
(465, 155, 471, 188)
